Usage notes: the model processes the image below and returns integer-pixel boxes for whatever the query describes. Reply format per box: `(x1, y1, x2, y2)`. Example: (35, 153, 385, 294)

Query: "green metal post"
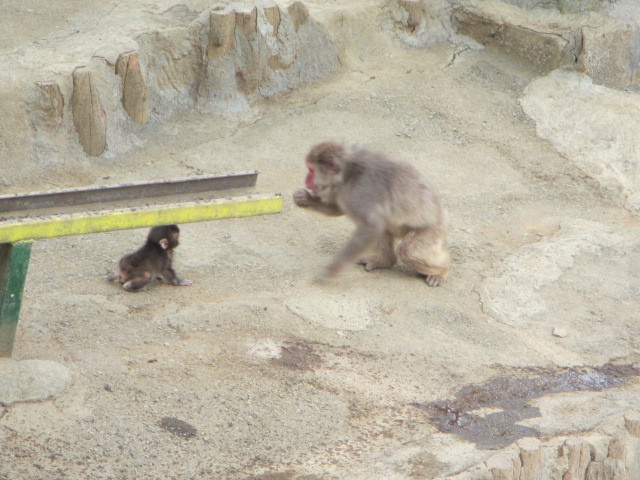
(0, 241, 32, 357)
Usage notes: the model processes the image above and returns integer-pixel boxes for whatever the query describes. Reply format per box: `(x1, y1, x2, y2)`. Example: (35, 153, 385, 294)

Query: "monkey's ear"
(159, 239, 169, 250)
(319, 153, 340, 173)
(327, 159, 340, 173)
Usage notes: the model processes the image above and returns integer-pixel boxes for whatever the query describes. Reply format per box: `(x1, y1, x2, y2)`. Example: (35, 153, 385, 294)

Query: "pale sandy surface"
(2, 1, 640, 479)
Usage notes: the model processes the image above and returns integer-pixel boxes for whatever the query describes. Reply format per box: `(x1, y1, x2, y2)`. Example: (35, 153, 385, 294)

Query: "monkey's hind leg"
(396, 227, 450, 287)
(319, 223, 382, 282)
(162, 267, 194, 287)
(122, 272, 152, 292)
(106, 267, 126, 284)
(358, 232, 397, 271)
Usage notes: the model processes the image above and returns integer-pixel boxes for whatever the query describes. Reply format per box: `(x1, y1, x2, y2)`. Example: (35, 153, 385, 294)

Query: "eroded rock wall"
(198, 3, 338, 112)
(439, 413, 640, 480)
(0, 1, 337, 187)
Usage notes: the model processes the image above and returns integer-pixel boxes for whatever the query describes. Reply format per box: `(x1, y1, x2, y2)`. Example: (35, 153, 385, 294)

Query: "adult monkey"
(293, 142, 450, 286)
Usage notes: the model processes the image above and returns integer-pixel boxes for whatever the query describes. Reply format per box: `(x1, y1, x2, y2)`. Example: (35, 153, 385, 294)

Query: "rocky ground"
(1, 1, 640, 479)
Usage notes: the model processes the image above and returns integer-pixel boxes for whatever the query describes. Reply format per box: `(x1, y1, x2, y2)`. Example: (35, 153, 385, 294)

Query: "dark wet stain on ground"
(159, 417, 197, 438)
(271, 342, 323, 371)
(412, 361, 639, 449)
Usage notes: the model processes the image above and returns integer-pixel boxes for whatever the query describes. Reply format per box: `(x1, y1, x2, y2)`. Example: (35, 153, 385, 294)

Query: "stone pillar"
(486, 451, 522, 480)
(287, 1, 309, 32)
(36, 82, 64, 119)
(208, 11, 236, 59)
(562, 438, 593, 480)
(115, 52, 149, 125)
(624, 412, 640, 438)
(264, 5, 281, 36)
(518, 437, 543, 480)
(398, 0, 423, 30)
(71, 66, 107, 156)
(235, 7, 258, 37)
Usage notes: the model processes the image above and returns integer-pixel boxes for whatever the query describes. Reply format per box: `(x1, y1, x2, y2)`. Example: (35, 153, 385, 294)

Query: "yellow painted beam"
(0, 194, 282, 243)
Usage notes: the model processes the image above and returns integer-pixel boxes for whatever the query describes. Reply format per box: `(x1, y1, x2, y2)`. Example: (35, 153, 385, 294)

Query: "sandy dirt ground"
(2, 1, 640, 479)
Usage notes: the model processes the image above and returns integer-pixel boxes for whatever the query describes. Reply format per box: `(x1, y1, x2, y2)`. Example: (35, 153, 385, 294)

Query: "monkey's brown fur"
(111, 225, 193, 292)
(293, 142, 450, 286)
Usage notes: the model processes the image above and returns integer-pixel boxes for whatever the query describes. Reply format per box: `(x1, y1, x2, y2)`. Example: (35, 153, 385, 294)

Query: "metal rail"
(0, 194, 282, 243)
(0, 171, 258, 213)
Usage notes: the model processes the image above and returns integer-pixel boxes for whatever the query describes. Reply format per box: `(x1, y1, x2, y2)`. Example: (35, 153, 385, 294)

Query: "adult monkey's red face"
(305, 163, 315, 191)
(304, 141, 341, 194)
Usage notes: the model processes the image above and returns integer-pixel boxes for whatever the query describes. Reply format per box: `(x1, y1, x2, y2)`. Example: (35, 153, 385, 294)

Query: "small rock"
(553, 327, 568, 338)
(0, 359, 71, 404)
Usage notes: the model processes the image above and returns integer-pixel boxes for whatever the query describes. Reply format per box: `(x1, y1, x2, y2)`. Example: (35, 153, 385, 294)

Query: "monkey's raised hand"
(293, 188, 314, 208)
(293, 188, 344, 217)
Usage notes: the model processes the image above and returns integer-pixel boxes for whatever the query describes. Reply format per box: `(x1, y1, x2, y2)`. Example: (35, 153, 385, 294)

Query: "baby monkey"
(111, 225, 193, 292)
(294, 141, 450, 286)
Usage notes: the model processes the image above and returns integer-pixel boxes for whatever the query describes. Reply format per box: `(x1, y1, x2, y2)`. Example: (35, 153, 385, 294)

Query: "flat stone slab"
(452, 0, 582, 72)
(0, 358, 70, 405)
(453, 1, 640, 88)
(521, 69, 640, 213)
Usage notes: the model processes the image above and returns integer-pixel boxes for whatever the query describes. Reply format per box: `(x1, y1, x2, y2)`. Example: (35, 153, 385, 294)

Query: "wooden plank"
(0, 194, 282, 243)
(0, 242, 32, 357)
(0, 172, 258, 213)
